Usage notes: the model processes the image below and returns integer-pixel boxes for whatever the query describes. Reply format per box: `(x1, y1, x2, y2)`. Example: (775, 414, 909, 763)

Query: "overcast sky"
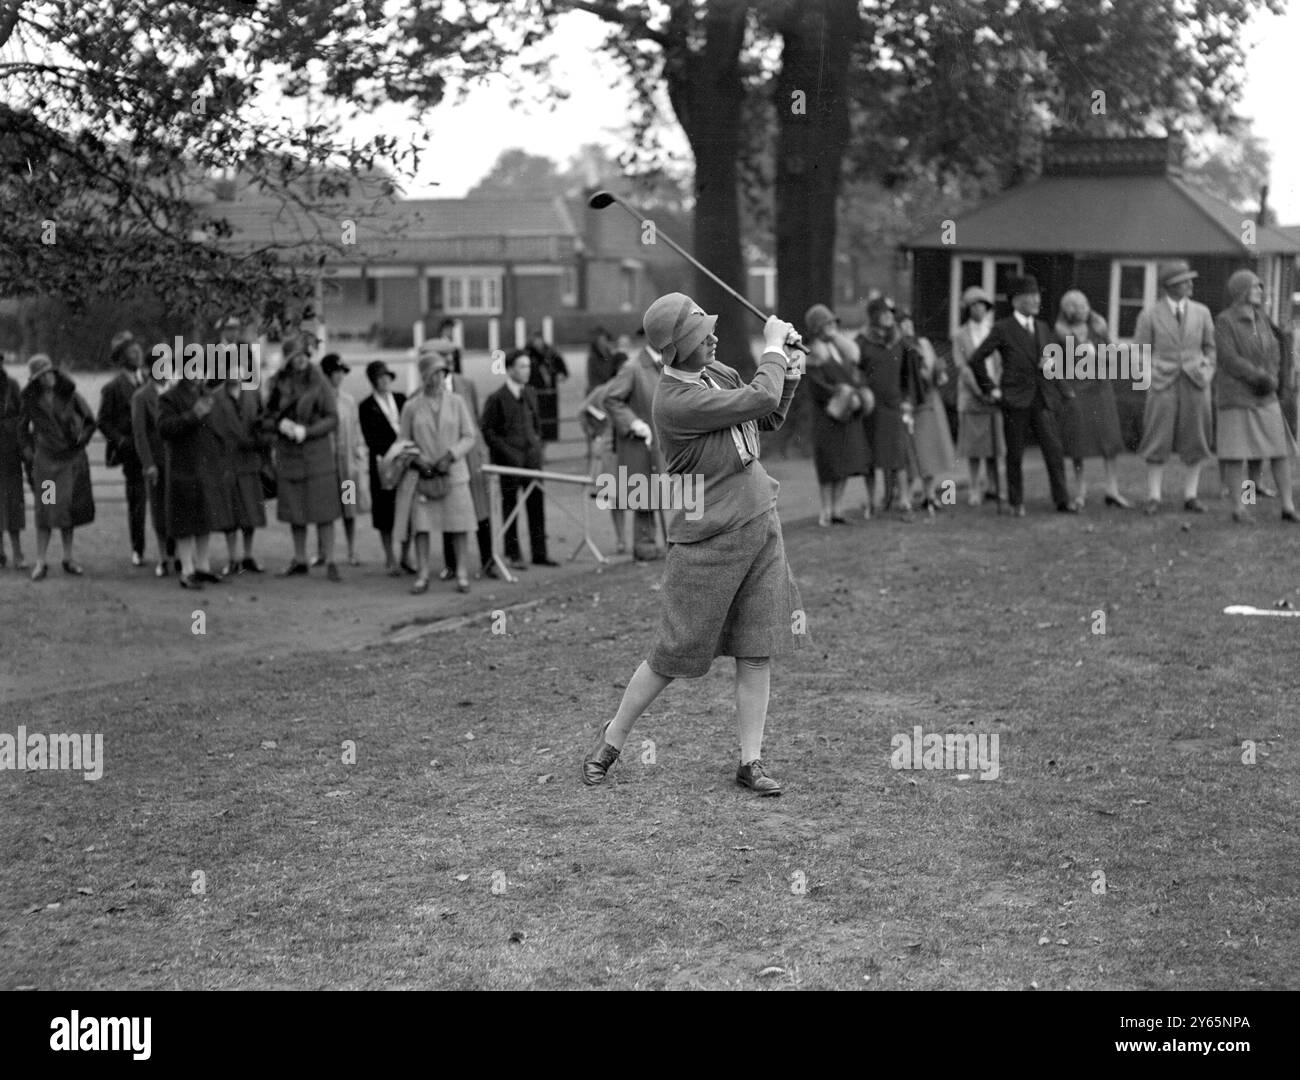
(349, 5, 1299, 221)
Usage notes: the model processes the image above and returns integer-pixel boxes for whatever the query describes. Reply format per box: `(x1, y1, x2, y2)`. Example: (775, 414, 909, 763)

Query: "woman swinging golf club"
(582, 293, 806, 795)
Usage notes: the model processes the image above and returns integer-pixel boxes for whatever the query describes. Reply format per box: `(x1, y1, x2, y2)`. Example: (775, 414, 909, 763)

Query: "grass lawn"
(1, 457, 1296, 990)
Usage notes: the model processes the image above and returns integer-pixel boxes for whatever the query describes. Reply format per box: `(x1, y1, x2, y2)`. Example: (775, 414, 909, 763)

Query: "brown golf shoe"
(582, 721, 620, 786)
(736, 759, 782, 796)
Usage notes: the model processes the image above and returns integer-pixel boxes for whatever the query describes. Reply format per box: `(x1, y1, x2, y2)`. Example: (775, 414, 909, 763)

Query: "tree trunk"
(770, 0, 858, 454)
(773, 0, 857, 327)
(664, 0, 753, 376)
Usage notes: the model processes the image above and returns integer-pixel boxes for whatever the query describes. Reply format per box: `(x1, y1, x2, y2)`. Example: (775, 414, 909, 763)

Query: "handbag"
(413, 460, 449, 500)
(825, 383, 862, 422)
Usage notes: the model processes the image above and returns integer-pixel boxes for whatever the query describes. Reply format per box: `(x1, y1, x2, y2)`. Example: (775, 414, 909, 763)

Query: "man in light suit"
(1132, 260, 1216, 514)
(603, 332, 666, 560)
(968, 275, 1074, 515)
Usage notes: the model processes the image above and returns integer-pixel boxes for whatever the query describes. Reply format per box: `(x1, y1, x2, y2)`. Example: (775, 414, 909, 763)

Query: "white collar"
(662, 364, 703, 382)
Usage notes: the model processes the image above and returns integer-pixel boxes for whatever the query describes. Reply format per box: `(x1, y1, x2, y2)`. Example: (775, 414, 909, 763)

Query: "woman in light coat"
(321, 354, 369, 566)
(951, 287, 1004, 506)
(898, 312, 956, 513)
(398, 350, 478, 594)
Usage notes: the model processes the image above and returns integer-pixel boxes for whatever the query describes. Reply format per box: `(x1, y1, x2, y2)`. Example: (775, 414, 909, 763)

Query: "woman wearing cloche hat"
(18, 355, 97, 579)
(582, 293, 806, 796)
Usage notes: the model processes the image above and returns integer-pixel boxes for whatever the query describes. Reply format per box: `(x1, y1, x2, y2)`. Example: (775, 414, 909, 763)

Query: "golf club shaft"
(602, 195, 783, 329)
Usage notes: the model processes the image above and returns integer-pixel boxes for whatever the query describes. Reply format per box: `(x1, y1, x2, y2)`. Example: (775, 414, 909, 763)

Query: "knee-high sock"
(605, 660, 672, 751)
(735, 656, 771, 764)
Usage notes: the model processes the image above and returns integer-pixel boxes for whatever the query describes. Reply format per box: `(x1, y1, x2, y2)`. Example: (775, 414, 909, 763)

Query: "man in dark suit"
(98, 331, 149, 563)
(969, 275, 1075, 515)
(525, 329, 568, 442)
(131, 362, 177, 576)
(480, 349, 557, 568)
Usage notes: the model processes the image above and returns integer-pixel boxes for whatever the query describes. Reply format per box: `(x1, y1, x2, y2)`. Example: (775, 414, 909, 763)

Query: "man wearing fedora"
(98, 330, 150, 565)
(968, 275, 1074, 515)
(1132, 260, 1216, 514)
(582, 294, 805, 796)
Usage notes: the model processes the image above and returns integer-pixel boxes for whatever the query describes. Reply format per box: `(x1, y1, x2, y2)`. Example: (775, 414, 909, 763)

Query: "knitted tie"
(700, 368, 757, 465)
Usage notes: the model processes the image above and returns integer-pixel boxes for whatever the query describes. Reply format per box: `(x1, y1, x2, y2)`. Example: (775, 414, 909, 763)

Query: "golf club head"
(587, 190, 618, 210)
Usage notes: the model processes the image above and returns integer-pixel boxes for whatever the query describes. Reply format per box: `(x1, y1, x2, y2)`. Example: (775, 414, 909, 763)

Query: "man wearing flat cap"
(968, 275, 1074, 514)
(582, 293, 805, 796)
(1132, 259, 1216, 514)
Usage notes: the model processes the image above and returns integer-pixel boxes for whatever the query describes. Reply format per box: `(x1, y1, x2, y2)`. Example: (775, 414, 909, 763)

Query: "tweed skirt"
(277, 471, 341, 526)
(648, 507, 805, 679)
(1216, 403, 1297, 461)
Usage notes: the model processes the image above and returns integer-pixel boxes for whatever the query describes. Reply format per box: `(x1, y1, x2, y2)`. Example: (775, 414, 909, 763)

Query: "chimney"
(1042, 134, 1185, 178)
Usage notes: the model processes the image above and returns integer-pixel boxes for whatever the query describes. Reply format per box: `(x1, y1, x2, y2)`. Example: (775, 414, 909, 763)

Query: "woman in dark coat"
(210, 377, 268, 575)
(0, 368, 27, 569)
(857, 298, 917, 517)
(803, 303, 871, 525)
(1055, 290, 1129, 509)
(525, 330, 568, 442)
(263, 334, 341, 579)
(359, 360, 412, 575)
(158, 374, 227, 589)
(18, 356, 95, 579)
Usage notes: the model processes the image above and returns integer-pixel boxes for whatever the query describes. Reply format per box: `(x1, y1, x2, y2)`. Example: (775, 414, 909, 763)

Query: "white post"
(487, 318, 500, 354)
(452, 319, 465, 349)
(542, 315, 554, 345)
(409, 320, 425, 395)
(514, 317, 527, 349)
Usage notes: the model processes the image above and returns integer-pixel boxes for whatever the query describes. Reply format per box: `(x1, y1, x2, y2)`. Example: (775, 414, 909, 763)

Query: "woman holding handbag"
(397, 350, 478, 594)
(19, 355, 96, 580)
(803, 303, 872, 526)
(952, 287, 1004, 507)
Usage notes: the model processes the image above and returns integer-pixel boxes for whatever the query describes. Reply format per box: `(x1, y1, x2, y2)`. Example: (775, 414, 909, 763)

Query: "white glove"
(629, 419, 652, 445)
(278, 418, 296, 439)
(293, 423, 308, 444)
(763, 315, 795, 352)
